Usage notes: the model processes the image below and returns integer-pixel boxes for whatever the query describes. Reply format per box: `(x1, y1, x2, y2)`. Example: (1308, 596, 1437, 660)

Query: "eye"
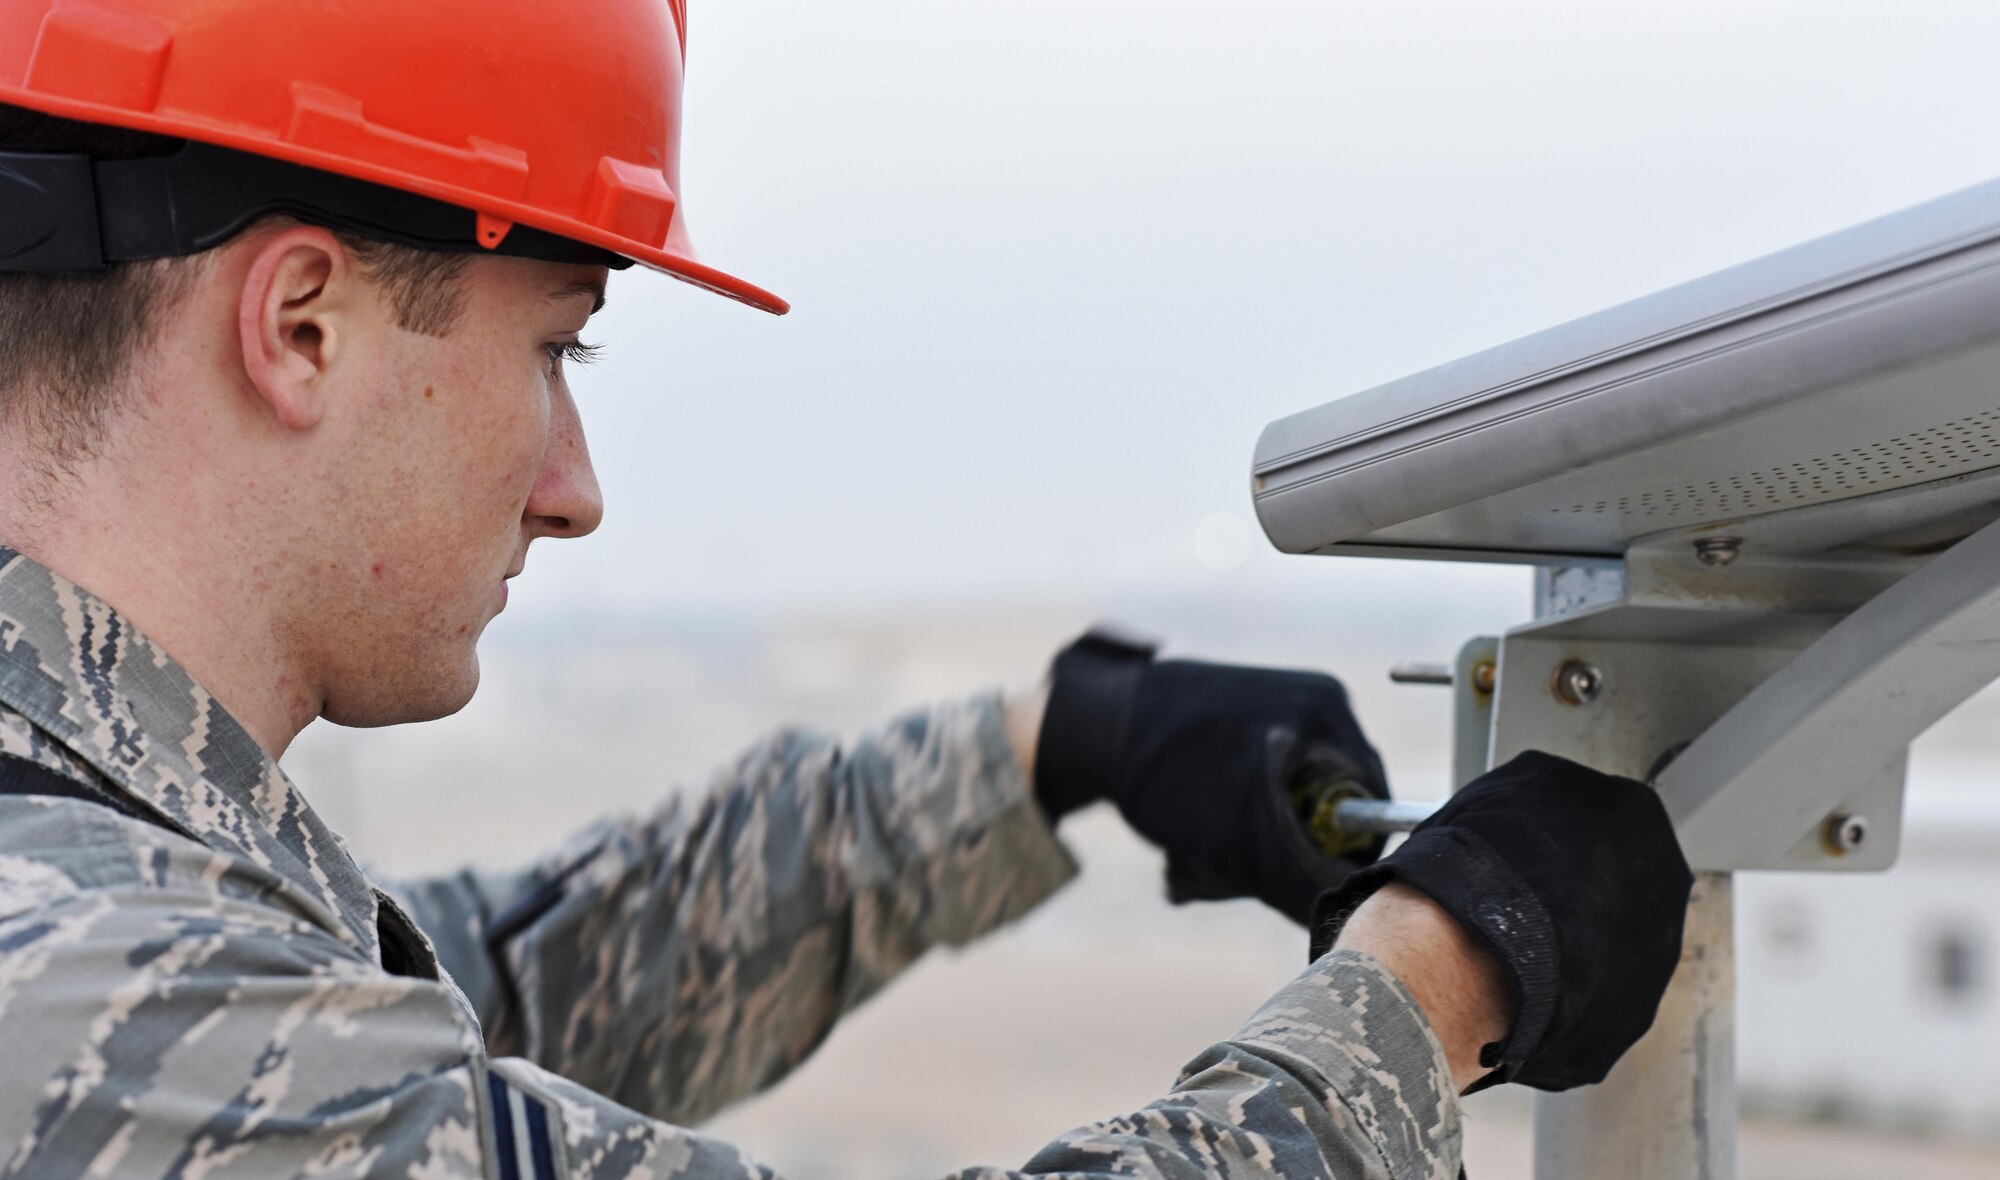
(543, 339, 604, 378)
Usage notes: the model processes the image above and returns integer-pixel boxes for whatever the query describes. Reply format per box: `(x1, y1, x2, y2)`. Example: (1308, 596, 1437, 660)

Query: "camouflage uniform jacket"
(0, 547, 1464, 1179)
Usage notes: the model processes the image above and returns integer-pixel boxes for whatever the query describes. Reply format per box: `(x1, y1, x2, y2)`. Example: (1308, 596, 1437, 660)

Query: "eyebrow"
(549, 278, 608, 316)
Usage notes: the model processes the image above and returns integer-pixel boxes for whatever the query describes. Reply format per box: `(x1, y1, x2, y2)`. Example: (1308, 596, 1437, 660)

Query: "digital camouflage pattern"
(0, 546, 1464, 1179)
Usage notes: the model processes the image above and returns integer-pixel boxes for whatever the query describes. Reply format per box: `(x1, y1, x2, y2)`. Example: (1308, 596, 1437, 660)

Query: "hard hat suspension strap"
(0, 140, 629, 275)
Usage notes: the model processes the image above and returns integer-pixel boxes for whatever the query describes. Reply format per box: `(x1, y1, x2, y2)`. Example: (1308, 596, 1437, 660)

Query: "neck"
(0, 446, 322, 762)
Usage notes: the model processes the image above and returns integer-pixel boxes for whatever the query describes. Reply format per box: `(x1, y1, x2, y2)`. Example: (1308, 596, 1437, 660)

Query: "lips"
(496, 558, 524, 611)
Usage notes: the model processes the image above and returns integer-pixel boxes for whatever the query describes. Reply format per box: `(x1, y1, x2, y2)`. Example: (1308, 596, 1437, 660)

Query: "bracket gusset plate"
(1656, 510, 2000, 870)
(1483, 606, 1897, 871)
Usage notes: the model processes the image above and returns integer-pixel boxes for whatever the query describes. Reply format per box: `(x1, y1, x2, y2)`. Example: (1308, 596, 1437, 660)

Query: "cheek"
(332, 344, 550, 625)
(430, 362, 552, 504)
(473, 393, 548, 499)
(377, 367, 550, 582)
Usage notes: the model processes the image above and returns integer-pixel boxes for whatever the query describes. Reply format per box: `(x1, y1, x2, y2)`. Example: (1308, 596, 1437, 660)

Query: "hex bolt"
(1694, 536, 1743, 568)
(1553, 659, 1604, 705)
(1823, 812, 1868, 855)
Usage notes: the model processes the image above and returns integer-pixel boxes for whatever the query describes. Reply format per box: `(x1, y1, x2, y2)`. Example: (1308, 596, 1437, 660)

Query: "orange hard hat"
(0, 0, 786, 313)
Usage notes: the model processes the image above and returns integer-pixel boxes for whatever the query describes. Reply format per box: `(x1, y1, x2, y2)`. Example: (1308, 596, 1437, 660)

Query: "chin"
(322, 652, 483, 728)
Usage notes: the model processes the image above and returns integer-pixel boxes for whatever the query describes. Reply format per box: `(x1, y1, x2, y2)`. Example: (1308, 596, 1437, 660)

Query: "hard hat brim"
(0, 86, 790, 316)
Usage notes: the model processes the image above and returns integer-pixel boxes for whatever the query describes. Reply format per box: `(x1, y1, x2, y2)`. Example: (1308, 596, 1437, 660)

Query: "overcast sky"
(494, 0, 2000, 629)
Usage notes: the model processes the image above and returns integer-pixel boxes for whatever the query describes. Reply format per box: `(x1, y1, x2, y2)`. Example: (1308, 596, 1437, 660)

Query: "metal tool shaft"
(1388, 662, 1455, 685)
(1329, 798, 1438, 836)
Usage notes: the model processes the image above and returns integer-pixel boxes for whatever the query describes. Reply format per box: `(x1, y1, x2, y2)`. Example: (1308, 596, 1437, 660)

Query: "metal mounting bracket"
(1469, 473, 2000, 871)
(1657, 508, 2000, 869)
(1484, 600, 1902, 872)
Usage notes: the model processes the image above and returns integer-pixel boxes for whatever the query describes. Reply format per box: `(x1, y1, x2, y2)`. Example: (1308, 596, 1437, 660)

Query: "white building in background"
(1737, 799, 2000, 1137)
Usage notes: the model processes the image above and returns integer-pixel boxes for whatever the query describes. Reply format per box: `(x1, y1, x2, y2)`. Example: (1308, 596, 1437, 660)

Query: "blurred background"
(289, 2, 2000, 1175)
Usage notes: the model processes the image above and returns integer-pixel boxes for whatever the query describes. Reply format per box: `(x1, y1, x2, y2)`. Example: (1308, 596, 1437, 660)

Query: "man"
(0, 3, 1693, 1177)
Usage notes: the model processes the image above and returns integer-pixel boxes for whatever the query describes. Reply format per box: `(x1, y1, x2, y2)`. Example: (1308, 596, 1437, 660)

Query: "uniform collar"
(0, 546, 382, 956)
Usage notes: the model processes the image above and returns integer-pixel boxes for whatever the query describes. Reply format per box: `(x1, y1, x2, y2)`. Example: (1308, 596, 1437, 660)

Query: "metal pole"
(1518, 565, 1737, 1180)
(1533, 872, 1736, 1180)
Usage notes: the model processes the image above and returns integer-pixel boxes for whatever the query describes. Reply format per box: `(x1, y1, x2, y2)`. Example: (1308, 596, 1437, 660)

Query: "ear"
(236, 226, 355, 432)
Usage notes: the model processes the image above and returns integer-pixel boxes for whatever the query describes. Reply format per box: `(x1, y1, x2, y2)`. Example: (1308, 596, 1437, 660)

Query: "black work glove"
(1310, 750, 1695, 1093)
(1033, 630, 1389, 925)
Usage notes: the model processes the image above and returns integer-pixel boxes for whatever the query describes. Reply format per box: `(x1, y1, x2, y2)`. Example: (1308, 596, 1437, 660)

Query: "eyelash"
(544, 340, 604, 375)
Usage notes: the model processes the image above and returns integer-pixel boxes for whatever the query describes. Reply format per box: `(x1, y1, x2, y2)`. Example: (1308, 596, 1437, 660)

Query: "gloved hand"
(1310, 750, 1695, 1092)
(1032, 629, 1390, 925)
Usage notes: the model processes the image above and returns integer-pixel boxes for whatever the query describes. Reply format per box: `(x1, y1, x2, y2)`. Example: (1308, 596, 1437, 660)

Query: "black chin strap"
(0, 139, 631, 273)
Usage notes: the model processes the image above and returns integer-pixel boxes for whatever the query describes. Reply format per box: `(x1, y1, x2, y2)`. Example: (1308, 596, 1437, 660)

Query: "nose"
(524, 378, 604, 540)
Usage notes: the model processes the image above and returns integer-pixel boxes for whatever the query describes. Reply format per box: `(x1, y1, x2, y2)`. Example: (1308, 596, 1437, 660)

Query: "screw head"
(1694, 536, 1743, 567)
(1553, 659, 1603, 705)
(1823, 812, 1868, 855)
(1472, 660, 1496, 694)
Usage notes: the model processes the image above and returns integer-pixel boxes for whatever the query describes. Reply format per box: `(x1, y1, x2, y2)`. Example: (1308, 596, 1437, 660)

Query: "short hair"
(0, 104, 469, 471)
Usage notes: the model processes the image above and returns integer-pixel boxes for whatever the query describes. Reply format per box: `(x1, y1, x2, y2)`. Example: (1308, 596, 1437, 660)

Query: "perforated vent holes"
(1555, 407, 2000, 520)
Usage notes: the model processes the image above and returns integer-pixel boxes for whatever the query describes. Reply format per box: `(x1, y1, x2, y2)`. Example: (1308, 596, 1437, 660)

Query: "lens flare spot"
(1194, 512, 1255, 571)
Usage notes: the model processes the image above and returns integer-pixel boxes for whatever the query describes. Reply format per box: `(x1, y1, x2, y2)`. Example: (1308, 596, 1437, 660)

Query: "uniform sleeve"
(386, 691, 1081, 1126)
(994, 950, 1465, 1180)
(0, 860, 1462, 1180)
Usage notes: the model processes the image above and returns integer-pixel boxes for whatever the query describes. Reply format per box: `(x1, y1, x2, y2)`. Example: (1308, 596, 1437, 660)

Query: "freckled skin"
(307, 256, 606, 728)
(0, 233, 606, 758)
